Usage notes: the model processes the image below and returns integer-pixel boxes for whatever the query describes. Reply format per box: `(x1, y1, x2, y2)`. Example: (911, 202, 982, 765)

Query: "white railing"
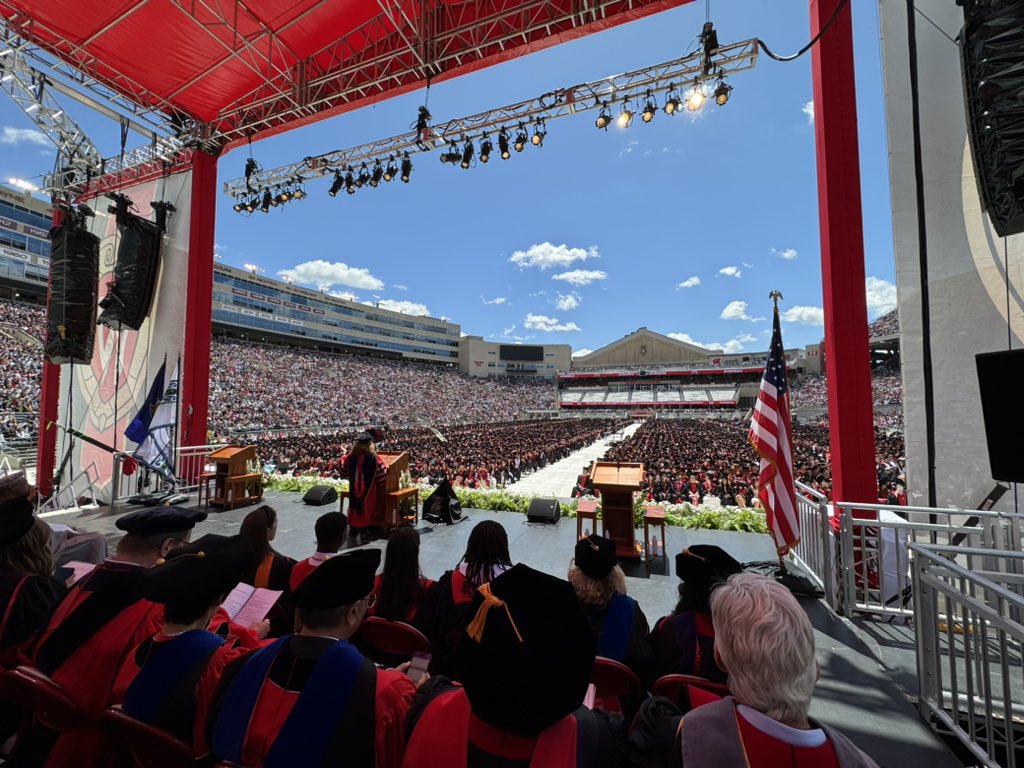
(175, 444, 228, 492)
(792, 482, 836, 609)
(834, 501, 1021, 618)
(912, 544, 1024, 767)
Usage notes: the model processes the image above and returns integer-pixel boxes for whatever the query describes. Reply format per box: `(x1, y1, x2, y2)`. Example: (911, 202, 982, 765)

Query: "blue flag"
(125, 361, 166, 445)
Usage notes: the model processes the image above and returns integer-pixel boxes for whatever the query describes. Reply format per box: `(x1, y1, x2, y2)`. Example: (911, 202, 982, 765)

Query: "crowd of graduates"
(0, 467, 880, 767)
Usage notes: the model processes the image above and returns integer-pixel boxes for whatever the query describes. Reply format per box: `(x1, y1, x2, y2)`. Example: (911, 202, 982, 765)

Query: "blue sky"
(0, 0, 896, 357)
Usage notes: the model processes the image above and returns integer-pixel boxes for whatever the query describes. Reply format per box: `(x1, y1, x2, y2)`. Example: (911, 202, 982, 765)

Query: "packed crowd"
(791, 362, 903, 410)
(0, 298, 45, 340)
(208, 339, 556, 432)
(602, 418, 905, 504)
(869, 308, 900, 338)
(0, 470, 881, 767)
(252, 418, 628, 487)
(0, 300, 46, 417)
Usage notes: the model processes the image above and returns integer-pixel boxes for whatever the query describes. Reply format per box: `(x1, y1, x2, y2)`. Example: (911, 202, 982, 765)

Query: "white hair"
(709, 573, 817, 724)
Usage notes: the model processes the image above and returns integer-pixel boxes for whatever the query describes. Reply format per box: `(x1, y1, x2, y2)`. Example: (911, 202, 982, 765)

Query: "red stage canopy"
(2, 0, 692, 150)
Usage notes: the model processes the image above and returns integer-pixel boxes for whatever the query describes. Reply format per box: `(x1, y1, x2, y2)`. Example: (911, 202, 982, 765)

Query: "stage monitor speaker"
(976, 349, 1024, 483)
(526, 498, 561, 524)
(960, 0, 1024, 237)
(97, 200, 166, 331)
(45, 221, 100, 365)
(303, 485, 339, 506)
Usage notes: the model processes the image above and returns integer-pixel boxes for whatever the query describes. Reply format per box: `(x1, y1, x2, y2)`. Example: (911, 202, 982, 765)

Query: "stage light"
(370, 160, 384, 187)
(479, 135, 492, 163)
(279, 187, 292, 203)
(641, 91, 656, 123)
(686, 80, 705, 111)
(460, 140, 474, 169)
(664, 93, 681, 114)
(514, 124, 527, 152)
(400, 153, 413, 183)
(498, 129, 511, 159)
(714, 78, 732, 106)
(244, 197, 257, 213)
(595, 102, 612, 130)
(384, 156, 398, 182)
(292, 184, 307, 200)
(440, 141, 460, 164)
(328, 171, 344, 197)
(356, 163, 371, 188)
(617, 100, 633, 128)
(260, 188, 272, 212)
(270, 190, 282, 207)
(232, 201, 244, 213)
(531, 119, 546, 146)
(345, 169, 356, 194)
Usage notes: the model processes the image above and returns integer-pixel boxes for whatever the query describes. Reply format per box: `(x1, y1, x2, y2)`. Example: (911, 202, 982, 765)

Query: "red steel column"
(810, 0, 877, 510)
(35, 206, 65, 496)
(180, 151, 218, 448)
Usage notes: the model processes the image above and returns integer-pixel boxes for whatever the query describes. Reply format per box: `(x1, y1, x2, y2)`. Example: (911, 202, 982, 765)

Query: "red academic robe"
(26, 560, 164, 768)
(346, 453, 389, 529)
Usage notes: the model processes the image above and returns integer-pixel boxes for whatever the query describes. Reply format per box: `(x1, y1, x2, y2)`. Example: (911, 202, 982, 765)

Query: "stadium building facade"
(458, 335, 570, 378)
(0, 185, 51, 301)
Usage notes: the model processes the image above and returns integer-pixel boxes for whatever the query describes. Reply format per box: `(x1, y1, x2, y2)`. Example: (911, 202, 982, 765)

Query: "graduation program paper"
(222, 582, 282, 626)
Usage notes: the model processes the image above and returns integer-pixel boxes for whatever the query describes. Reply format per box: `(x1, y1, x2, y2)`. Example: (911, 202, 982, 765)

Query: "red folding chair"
(104, 706, 199, 768)
(590, 656, 643, 720)
(652, 673, 729, 712)
(354, 616, 430, 666)
(3, 666, 93, 732)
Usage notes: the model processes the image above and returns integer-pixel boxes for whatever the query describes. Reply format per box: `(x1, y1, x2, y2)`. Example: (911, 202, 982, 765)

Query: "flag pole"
(171, 351, 182, 489)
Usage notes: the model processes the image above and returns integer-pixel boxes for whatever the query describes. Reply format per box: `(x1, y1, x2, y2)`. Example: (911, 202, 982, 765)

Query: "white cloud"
(393, 284, 408, 291)
(771, 247, 798, 260)
(524, 313, 581, 332)
(865, 276, 897, 318)
(782, 305, 825, 326)
(719, 266, 742, 278)
(720, 300, 765, 322)
(573, 348, 594, 358)
(676, 276, 701, 289)
(556, 292, 581, 311)
(802, 101, 815, 124)
(278, 259, 384, 290)
(509, 242, 598, 270)
(501, 324, 517, 336)
(742, 262, 755, 269)
(552, 269, 607, 286)
(329, 290, 360, 302)
(370, 299, 430, 316)
(668, 332, 755, 354)
(483, 296, 507, 305)
(619, 140, 640, 157)
(0, 126, 50, 147)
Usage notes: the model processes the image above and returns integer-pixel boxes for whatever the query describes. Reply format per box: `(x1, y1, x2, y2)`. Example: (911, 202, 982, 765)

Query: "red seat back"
(4, 666, 90, 732)
(652, 673, 729, 709)
(354, 616, 430, 663)
(104, 706, 198, 768)
(590, 656, 643, 700)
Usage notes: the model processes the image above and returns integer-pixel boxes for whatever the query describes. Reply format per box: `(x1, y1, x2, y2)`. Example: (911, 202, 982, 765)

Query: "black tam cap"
(292, 548, 381, 609)
(574, 534, 617, 580)
(116, 506, 207, 535)
(355, 432, 375, 443)
(142, 534, 257, 605)
(460, 564, 595, 737)
(0, 496, 35, 546)
(675, 545, 743, 591)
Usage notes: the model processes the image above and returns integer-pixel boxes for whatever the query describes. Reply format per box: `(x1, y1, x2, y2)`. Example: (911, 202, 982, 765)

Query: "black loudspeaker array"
(959, 0, 1024, 237)
(303, 485, 340, 506)
(976, 349, 1024, 484)
(45, 207, 100, 365)
(526, 498, 561, 524)
(97, 195, 174, 331)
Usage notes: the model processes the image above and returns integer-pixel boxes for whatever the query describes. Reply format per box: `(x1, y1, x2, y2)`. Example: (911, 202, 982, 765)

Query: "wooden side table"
(643, 506, 667, 562)
(386, 487, 419, 532)
(198, 472, 217, 508)
(576, 500, 599, 540)
(337, 488, 350, 514)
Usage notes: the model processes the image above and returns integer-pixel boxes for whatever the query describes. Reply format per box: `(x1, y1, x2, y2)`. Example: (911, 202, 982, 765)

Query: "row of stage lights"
(230, 56, 734, 212)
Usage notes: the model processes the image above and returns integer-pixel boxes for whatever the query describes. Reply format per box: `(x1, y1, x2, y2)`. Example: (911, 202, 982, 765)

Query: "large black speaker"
(45, 218, 100, 365)
(959, 0, 1024, 237)
(303, 485, 339, 506)
(526, 498, 561, 524)
(976, 349, 1024, 483)
(97, 197, 169, 331)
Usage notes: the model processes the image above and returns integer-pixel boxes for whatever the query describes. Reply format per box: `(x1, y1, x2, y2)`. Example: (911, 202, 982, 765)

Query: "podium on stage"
(207, 445, 262, 510)
(340, 451, 417, 532)
(592, 461, 644, 559)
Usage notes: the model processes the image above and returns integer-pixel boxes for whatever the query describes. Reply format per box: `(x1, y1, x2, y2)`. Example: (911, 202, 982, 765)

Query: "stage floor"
(42, 489, 964, 766)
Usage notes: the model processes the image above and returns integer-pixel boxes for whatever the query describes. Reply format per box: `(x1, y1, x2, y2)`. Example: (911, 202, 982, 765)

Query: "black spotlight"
(270, 190, 282, 207)
(345, 169, 356, 194)
(384, 156, 398, 182)
(244, 196, 257, 213)
(400, 153, 413, 183)
(617, 99, 634, 128)
(479, 135, 492, 163)
(293, 184, 307, 200)
(664, 90, 681, 115)
(714, 78, 732, 106)
(595, 102, 612, 130)
(279, 187, 292, 203)
(531, 120, 546, 146)
(260, 188, 272, 213)
(498, 129, 511, 160)
(370, 160, 384, 187)
(328, 171, 343, 197)
(232, 201, 244, 213)
(460, 140, 474, 169)
(356, 163, 371, 187)
(514, 124, 528, 152)
(642, 91, 657, 123)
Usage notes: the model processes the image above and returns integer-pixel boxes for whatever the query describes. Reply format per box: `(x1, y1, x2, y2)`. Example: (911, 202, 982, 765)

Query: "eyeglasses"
(361, 593, 377, 608)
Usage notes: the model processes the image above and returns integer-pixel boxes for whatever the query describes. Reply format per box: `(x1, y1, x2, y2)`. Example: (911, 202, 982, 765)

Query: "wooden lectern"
(592, 461, 644, 559)
(340, 452, 417, 533)
(208, 446, 263, 511)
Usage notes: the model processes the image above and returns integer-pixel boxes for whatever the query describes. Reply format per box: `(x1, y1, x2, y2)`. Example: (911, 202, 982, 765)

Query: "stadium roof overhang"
(1, 0, 693, 153)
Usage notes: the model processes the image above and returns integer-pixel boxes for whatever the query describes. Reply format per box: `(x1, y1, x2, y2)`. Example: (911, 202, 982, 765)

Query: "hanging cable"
(757, 0, 850, 62)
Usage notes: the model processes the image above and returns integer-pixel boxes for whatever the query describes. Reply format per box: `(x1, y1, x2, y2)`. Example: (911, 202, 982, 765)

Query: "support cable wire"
(757, 0, 850, 62)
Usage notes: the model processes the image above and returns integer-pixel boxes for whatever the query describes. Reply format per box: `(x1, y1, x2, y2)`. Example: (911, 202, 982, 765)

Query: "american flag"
(749, 305, 800, 554)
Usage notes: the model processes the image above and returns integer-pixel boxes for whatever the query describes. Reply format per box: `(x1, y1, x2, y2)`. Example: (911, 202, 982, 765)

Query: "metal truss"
(222, 37, 757, 198)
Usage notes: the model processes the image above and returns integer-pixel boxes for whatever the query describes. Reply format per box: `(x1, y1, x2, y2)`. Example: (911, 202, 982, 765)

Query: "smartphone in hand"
(407, 651, 431, 683)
